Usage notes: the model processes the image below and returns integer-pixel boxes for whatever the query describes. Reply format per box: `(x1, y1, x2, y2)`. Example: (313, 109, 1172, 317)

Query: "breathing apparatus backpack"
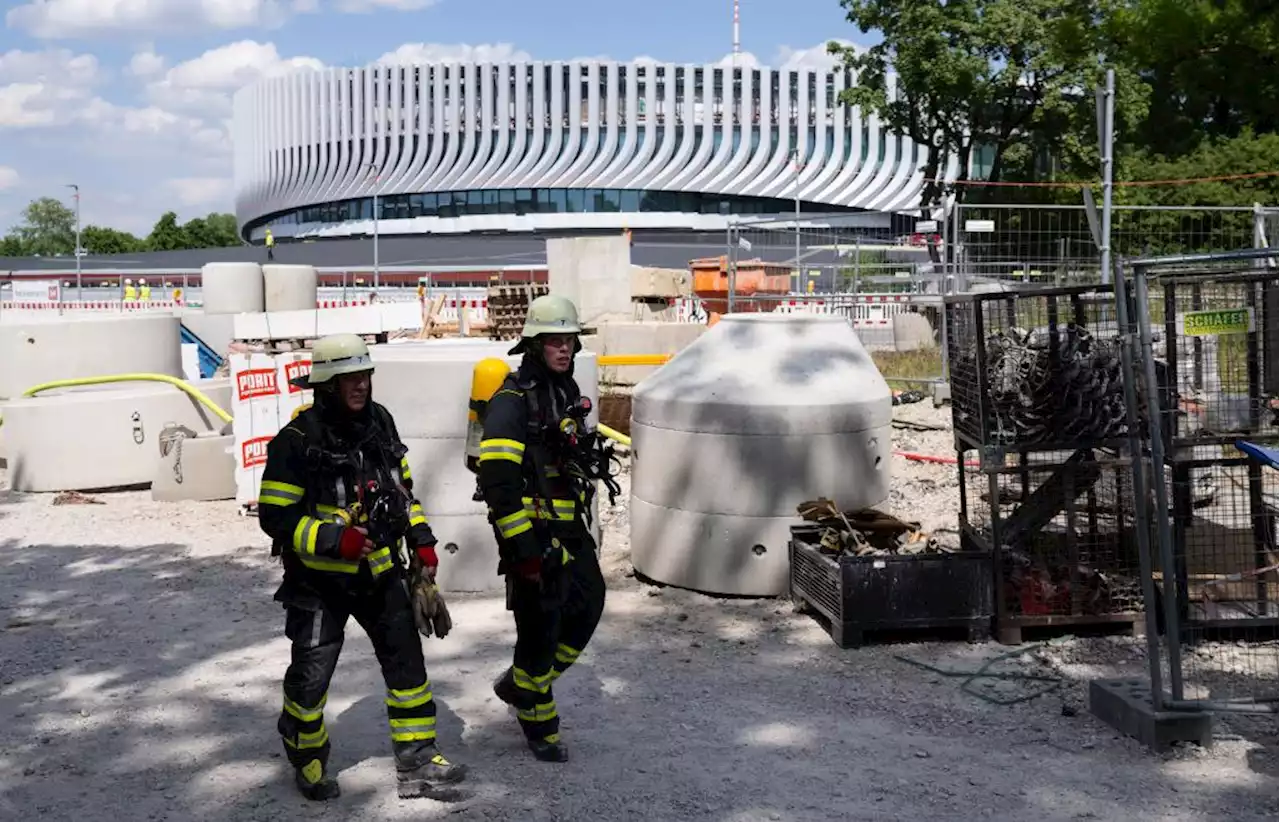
(464, 357, 513, 497)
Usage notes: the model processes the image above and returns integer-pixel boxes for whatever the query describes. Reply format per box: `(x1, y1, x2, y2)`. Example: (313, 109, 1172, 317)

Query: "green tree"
(1109, 0, 1278, 157)
(10, 196, 77, 256)
(81, 225, 144, 254)
(828, 0, 1149, 209)
(146, 211, 188, 251)
(201, 212, 242, 247)
(0, 234, 27, 257)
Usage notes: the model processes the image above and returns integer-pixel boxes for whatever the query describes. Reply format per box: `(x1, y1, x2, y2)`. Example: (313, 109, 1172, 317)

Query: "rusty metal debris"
(796, 497, 947, 556)
(51, 491, 104, 506)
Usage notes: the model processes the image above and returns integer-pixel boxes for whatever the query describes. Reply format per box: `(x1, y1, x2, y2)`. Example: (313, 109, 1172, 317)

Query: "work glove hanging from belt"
(409, 544, 453, 639)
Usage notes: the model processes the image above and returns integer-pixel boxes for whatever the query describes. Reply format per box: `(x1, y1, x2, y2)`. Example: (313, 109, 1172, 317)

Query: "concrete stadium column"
(545, 234, 634, 327)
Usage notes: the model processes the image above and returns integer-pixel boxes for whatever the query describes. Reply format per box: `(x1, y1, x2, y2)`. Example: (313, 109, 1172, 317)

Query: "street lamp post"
(65, 184, 81, 302)
(364, 164, 381, 290)
(791, 150, 802, 290)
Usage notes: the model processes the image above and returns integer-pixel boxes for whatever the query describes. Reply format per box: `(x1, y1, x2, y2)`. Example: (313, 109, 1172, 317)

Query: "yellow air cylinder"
(464, 357, 512, 473)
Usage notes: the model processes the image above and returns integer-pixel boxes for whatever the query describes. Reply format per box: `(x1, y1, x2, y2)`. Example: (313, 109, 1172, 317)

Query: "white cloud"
(126, 48, 166, 78)
(376, 43, 533, 64)
(775, 39, 859, 72)
(0, 48, 103, 84)
(6, 0, 295, 39)
(166, 177, 232, 207)
(334, 0, 439, 11)
(0, 48, 104, 129)
(0, 166, 19, 191)
(146, 40, 323, 116)
(716, 51, 761, 68)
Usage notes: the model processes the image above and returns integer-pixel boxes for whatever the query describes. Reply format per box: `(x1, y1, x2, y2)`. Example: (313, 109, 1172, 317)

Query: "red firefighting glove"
(415, 544, 439, 575)
(513, 555, 542, 581)
(338, 526, 373, 560)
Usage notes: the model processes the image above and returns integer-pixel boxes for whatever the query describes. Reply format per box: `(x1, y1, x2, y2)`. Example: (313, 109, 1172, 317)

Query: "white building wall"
(232, 60, 948, 240)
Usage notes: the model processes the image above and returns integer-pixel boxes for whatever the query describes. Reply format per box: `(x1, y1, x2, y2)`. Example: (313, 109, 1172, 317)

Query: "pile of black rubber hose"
(983, 324, 1129, 445)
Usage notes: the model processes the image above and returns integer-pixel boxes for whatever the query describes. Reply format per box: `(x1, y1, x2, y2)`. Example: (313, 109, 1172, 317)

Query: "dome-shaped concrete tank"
(202, 262, 264, 314)
(368, 341, 600, 593)
(630, 314, 892, 596)
(263, 264, 318, 312)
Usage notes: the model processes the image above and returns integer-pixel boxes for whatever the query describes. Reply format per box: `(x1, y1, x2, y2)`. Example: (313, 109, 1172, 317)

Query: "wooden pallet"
(995, 612, 1145, 646)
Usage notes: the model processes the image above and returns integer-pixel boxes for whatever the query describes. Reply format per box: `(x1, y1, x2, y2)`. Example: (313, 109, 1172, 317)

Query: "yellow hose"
(597, 422, 632, 448)
(596, 354, 671, 367)
(20, 373, 233, 424)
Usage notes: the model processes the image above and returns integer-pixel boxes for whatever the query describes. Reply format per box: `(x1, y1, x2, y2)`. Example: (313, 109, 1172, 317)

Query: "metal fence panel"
(1119, 248, 1279, 718)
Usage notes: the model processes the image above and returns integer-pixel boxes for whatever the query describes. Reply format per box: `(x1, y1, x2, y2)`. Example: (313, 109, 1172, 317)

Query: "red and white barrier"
(0, 300, 180, 310)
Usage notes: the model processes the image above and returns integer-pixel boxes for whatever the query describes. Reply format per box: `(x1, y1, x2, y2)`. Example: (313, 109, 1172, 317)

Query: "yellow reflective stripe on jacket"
(408, 501, 428, 527)
(295, 547, 393, 576)
(259, 480, 304, 507)
(366, 546, 393, 576)
(478, 438, 525, 464)
(495, 509, 533, 539)
(293, 516, 326, 555)
(315, 503, 357, 525)
(400, 456, 412, 482)
(522, 496, 577, 521)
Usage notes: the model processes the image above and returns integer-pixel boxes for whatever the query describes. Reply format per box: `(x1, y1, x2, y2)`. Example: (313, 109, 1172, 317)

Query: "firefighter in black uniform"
(478, 295, 614, 763)
(257, 333, 468, 801)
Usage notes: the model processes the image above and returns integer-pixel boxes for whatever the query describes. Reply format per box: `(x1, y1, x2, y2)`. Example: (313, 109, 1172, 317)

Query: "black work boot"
(395, 745, 470, 801)
(492, 667, 521, 707)
(527, 735, 569, 763)
(294, 758, 341, 801)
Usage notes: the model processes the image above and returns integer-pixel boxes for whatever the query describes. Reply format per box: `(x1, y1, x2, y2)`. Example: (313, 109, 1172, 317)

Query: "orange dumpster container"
(689, 255, 792, 319)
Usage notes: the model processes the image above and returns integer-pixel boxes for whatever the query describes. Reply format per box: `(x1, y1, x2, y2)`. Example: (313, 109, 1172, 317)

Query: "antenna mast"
(732, 0, 740, 69)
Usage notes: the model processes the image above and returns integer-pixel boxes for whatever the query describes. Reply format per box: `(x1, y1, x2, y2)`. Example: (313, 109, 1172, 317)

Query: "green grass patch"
(872, 348, 944, 390)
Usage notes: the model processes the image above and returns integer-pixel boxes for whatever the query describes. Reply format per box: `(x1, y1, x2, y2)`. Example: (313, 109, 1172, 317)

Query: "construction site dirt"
(0, 401, 1274, 822)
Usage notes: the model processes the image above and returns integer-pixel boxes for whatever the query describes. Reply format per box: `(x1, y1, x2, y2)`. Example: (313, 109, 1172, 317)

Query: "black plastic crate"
(788, 524, 993, 648)
(944, 284, 1141, 451)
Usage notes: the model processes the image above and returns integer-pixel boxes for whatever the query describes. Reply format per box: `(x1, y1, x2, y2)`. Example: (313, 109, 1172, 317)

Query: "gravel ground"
(0, 402, 1276, 822)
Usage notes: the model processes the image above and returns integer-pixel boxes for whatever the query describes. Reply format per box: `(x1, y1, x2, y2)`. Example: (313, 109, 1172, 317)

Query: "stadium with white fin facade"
(232, 60, 960, 242)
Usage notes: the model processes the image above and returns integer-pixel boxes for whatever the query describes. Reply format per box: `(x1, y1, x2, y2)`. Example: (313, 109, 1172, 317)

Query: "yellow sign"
(1177, 308, 1254, 337)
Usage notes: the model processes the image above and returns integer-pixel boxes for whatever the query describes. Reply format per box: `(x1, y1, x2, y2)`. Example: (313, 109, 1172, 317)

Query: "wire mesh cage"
(1147, 269, 1278, 451)
(944, 285, 1144, 451)
(1150, 450, 1280, 714)
(958, 445, 1146, 644)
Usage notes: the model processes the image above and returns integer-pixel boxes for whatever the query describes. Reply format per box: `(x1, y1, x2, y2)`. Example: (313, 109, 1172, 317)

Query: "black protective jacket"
(257, 392, 436, 588)
(476, 355, 592, 573)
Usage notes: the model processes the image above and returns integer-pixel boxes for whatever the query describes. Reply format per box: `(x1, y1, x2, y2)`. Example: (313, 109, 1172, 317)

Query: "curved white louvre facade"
(232, 60, 956, 241)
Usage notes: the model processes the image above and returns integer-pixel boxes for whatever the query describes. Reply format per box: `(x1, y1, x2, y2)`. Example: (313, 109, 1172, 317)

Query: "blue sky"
(0, 0, 875, 236)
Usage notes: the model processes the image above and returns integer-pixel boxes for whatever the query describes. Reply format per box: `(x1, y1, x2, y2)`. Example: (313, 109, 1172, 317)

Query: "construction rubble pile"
(796, 497, 946, 556)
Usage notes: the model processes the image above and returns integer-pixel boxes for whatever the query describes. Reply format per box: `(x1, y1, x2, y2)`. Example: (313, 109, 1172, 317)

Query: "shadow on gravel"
(0, 537, 1275, 822)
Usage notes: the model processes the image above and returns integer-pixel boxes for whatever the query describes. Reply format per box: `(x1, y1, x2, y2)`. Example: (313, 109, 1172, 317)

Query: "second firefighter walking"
(477, 295, 615, 763)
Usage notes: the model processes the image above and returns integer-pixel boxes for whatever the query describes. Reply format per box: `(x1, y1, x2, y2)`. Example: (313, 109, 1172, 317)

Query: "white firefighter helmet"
(292, 333, 374, 389)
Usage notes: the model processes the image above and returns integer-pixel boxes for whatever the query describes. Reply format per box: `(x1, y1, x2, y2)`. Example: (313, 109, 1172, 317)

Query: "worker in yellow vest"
(266, 228, 275, 261)
(139, 278, 152, 302)
(124, 278, 137, 302)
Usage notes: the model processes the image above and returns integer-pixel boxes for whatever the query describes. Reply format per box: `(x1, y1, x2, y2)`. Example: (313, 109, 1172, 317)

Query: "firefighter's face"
(336, 370, 371, 412)
(540, 334, 575, 373)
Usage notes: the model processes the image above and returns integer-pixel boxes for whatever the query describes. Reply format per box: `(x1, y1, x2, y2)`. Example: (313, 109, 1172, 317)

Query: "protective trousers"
(277, 574, 438, 771)
(507, 533, 606, 744)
